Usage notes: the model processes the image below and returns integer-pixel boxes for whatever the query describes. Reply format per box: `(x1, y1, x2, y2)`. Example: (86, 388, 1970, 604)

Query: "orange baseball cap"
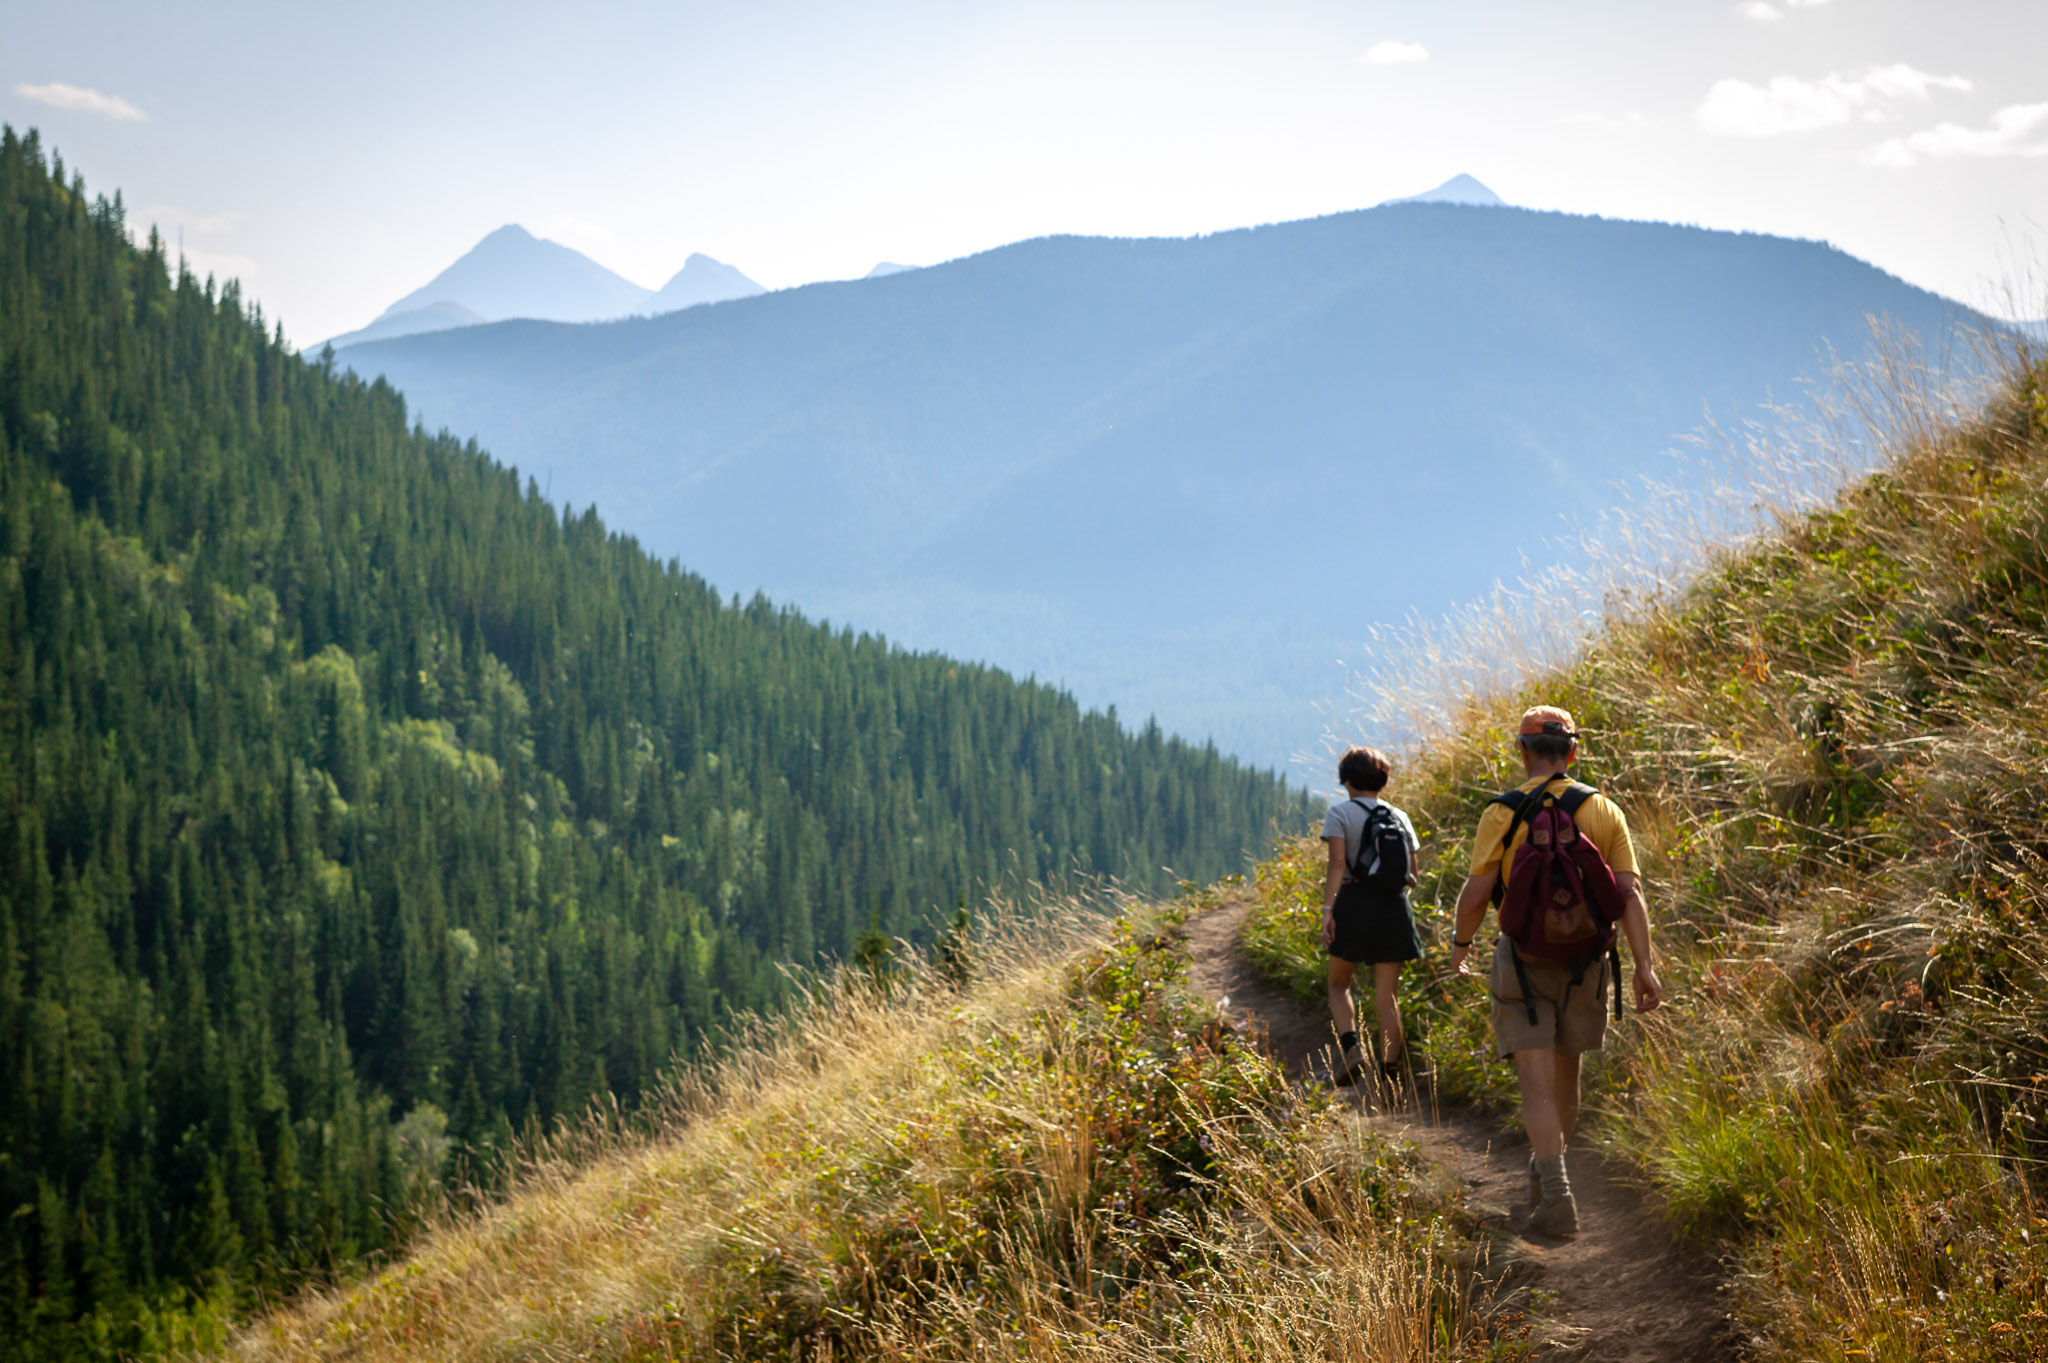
(1517, 705, 1578, 738)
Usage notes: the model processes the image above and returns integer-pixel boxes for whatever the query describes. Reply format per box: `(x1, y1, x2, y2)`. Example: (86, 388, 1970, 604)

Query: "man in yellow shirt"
(1446, 706, 1663, 1237)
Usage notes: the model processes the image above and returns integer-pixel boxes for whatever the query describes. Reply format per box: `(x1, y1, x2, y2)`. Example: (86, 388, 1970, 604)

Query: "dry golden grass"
(232, 909, 1095, 1360)
(229, 895, 1497, 1362)
(1252, 325, 2048, 1357)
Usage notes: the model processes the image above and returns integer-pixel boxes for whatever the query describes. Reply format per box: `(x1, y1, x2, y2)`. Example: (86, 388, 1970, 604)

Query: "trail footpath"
(1185, 894, 1737, 1362)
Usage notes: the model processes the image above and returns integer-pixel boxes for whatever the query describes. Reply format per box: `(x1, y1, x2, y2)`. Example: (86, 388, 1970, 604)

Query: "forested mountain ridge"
(0, 127, 1308, 1358)
(334, 197, 1984, 772)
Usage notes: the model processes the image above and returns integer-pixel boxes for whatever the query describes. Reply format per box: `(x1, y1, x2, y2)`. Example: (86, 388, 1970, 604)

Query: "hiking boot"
(1334, 1040, 1369, 1085)
(1526, 1155, 1541, 1209)
(1528, 1191, 1579, 1237)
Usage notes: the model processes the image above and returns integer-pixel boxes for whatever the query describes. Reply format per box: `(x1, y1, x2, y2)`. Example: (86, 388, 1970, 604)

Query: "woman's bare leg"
(1327, 957, 1358, 1038)
(1373, 961, 1405, 1064)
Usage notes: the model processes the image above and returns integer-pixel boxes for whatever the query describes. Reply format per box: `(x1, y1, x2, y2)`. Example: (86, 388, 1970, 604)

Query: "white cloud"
(1360, 41, 1428, 67)
(1696, 64, 1972, 137)
(142, 204, 248, 235)
(13, 81, 148, 122)
(124, 224, 261, 281)
(1861, 65, 1974, 101)
(1862, 102, 2048, 166)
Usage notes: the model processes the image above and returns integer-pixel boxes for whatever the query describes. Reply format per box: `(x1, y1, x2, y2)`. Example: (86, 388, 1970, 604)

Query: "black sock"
(1339, 1030, 1359, 1050)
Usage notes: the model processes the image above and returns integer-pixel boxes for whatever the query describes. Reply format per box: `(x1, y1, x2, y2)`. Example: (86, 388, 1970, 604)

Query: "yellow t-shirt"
(1467, 774, 1638, 880)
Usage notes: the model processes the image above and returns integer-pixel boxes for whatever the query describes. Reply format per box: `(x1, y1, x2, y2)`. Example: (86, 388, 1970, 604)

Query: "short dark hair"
(1337, 746, 1391, 791)
(1517, 733, 1577, 763)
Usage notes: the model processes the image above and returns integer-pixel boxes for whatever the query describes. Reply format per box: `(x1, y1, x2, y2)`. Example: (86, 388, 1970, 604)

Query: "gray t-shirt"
(1320, 795, 1420, 880)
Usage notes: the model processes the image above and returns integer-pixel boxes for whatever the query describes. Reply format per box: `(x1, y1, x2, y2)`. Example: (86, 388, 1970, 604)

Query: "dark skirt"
(1327, 880, 1423, 965)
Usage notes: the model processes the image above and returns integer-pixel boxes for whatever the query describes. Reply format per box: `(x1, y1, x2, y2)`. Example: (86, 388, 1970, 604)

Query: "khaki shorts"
(1489, 937, 1610, 1058)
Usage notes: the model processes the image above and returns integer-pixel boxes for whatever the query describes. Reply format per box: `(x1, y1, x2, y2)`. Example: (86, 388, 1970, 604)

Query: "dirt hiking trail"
(1185, 894, 1738, 1362)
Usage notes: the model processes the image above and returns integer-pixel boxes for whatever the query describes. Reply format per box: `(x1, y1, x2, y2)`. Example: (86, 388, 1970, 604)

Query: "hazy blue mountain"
(1383, 173, 1505, 207)
(629, 252, 765, 316)
(313, 298, 484, 352)
(332, 203, 1981, 772)
(377, 223, 652, 322)
(867, 261, 919, 277)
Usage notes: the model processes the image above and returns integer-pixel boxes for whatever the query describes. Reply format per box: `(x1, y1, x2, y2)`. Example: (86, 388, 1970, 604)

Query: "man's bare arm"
(1615, 872, 1663, 1011)
(1446, 872, 1496, 976)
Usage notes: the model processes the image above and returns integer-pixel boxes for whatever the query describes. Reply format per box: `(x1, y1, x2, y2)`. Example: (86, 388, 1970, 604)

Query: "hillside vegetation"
(234, 296, 2048, 1363)
(336, 198, 1977, 769)
(236, 891, 1509, 1362)
(1246, 335, 2048, 1356)
(0, 128, 1307, 1359)
(264, 320, 2048, 1363)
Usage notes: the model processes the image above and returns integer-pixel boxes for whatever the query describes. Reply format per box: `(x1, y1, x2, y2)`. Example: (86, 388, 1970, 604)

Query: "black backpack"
(1347, 799, 1410, 893)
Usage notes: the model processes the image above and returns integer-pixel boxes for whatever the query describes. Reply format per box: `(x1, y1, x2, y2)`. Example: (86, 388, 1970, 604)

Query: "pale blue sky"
(7, 0, 2044, 345)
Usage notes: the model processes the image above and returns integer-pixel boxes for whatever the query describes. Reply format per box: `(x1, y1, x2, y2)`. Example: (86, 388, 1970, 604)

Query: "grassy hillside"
(234, 890, 1507, 1361)
(334, 202, 1981, 770)
(1246, 336, 2048, 1357)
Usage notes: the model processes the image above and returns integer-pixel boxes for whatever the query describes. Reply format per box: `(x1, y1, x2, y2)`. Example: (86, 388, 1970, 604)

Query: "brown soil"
(1184, 893, 1739, 1361)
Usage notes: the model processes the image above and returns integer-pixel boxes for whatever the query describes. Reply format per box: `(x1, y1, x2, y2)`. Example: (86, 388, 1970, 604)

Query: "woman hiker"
(1319, 745, 1423, 1088)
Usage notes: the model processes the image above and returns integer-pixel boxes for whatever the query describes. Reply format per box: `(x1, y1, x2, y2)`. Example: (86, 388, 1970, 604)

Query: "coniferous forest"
(0, 128, 1311, 1356)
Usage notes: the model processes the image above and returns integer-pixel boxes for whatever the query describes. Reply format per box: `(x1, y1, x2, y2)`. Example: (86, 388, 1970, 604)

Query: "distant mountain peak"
(630, 253, 765, 318)
(866, 262, 918, 278)
(372, 225, 652, 326)
(1381, 174, 1506, 208)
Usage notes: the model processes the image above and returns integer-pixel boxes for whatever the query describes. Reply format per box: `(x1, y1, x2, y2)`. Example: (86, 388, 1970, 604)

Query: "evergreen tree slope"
(0, 127, 1308, 1355)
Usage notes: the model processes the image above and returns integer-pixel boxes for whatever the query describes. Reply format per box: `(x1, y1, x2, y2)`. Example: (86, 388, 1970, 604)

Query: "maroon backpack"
(1491, 779, 1628, 1021)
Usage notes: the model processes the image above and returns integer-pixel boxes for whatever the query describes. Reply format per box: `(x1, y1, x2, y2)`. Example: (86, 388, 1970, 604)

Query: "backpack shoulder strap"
(1353, 797, 1405, 834)
(1343, 798, 1375, 876)
(1556, 781, 1600, 817)
(1486, 789, 1535, 906)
